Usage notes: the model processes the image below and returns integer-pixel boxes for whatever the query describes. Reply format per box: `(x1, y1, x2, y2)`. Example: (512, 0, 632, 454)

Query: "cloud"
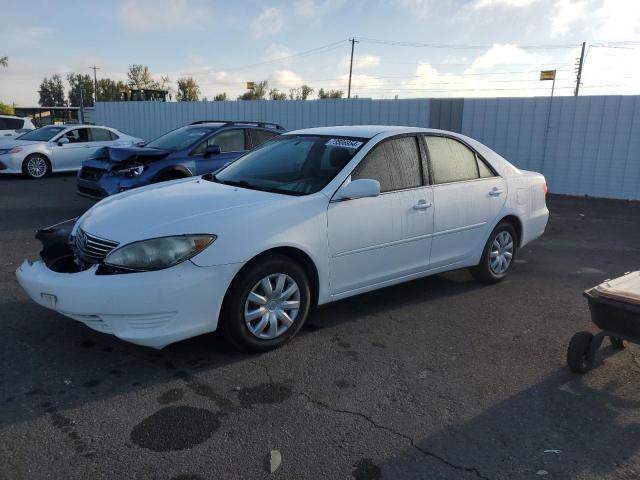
(251, 7, 284, 37)
(591, 0, 640, 40)
(466, 43, 539, 72)
(263, 44, 294, 65)
(118, 0, 211, 32)
(293, 0, 343, 18)
(0, 26, 53, 48)
(392, 0, 432, 18)
(269, 70, 304, 89)
(340, 54, 381, 70)
(473, 0, 540, 8)
(551, 0, 589, 36)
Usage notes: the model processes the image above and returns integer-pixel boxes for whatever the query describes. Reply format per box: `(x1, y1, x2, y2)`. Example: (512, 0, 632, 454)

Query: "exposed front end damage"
(77, 146, 172, 200)
(16, 220, 241, 349)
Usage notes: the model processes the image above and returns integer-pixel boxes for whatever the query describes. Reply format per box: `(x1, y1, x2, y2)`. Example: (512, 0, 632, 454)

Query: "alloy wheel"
(26, 156, 48, 178)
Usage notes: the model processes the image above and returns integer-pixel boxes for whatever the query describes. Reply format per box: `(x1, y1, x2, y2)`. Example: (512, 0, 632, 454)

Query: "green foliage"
(318, 88, 344, 99)
(67, 73, 95, 107)
(213, 92, 228, 101)
(176, 77, 200, 101)
(0, 101, 14, 114)
(97, 78, 129, 101)
(269, 88, 287, 100)
(289, 85, 314, 100)
(38, 74, 66, 107)
(127, 64, 157, 89)
(238, 80, 269, 100)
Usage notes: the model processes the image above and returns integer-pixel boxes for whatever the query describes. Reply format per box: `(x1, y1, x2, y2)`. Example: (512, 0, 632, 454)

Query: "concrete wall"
(94, 95, 640, 200)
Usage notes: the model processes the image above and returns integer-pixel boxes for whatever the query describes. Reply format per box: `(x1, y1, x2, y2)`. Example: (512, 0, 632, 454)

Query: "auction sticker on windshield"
(325, 138, 363, 149)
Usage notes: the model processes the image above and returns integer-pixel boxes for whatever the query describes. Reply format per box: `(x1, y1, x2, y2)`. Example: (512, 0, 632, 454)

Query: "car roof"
(285, 125, 435, 139)
(0, 114, 28, 120)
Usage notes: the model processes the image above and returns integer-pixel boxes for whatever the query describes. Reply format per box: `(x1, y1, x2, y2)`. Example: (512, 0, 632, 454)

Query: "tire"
(610, 336, 625, 350)
(470, 221, 517, 284)
(567, 331, 595, 373)
(220, 254, 311, 353)
(22, 154, 51, 179)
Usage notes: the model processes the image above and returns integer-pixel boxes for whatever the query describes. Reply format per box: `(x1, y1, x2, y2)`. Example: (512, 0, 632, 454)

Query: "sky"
(0, 0, 638, 105)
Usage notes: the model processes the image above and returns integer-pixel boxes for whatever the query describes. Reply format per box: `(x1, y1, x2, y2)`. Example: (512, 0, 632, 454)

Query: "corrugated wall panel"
(94, 96, 640, 200)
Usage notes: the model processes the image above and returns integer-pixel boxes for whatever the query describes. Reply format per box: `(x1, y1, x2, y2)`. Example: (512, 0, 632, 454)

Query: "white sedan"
(16, 126, 549, 351)
(0, 124, 143, 178)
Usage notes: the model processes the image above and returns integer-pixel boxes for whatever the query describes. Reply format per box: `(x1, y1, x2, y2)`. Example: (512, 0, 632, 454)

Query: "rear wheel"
(22, 154, 51, 179)
(567, 331, 595, 373)
(220, 255, 311, 352)
(470, 221, 517, 283)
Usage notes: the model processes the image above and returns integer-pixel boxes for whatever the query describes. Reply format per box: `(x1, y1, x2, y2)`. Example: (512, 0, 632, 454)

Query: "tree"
(0, 56, 7, 68)
(289, 85, 314, 100)
(127, 64, 157, 89)
(0, 102, 14, 114)
(97, 78, 128, 101)
(38, 74, 66, 107)
(318, 88, 344, 99)
(213, 92, 228, 101)
(176, 77, 200, 101)
(269, 88, 287, 100)
(238, 80, 269, 100)
(67, 73, 95, 107)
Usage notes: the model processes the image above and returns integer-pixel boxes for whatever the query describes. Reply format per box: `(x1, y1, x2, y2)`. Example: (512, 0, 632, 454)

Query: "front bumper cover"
(16, 254, 242, 349)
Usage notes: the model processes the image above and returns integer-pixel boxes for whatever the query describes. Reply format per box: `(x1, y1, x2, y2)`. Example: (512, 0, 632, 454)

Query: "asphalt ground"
(2, 173, 640, 480)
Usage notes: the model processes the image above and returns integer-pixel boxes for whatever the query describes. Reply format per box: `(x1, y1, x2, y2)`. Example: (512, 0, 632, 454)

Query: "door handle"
(413, 200, 433, 210)
(489, 188, 503, 197)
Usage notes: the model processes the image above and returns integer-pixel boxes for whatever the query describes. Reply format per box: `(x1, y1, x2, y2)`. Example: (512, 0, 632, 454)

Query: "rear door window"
(0, 118, 24, 130)
(424, 136, 480, 184)
(90, 128, 112, 141)
(250, 130, 279, 148)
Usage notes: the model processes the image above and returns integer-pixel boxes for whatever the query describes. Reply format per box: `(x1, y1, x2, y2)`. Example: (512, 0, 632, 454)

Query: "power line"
(356, 37, 582, 50)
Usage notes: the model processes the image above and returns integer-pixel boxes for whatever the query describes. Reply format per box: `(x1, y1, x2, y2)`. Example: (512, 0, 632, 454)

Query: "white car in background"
(0, 114, 36, 138)
(16, 125, 549, 351)
(0, 124, 144, 178)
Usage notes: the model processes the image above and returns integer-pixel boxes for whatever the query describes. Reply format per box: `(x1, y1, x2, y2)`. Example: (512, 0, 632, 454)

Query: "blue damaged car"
(77, 120, 285, 199)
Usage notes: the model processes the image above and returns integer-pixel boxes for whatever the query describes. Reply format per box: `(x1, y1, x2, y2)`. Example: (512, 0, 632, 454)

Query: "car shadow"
(1, 269, 485, 429)
(376, 360, 640, 479)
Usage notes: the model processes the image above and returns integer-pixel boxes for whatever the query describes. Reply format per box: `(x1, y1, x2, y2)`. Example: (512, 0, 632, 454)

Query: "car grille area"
(79, 166, 107, 181)
(73, 228, 119, 264)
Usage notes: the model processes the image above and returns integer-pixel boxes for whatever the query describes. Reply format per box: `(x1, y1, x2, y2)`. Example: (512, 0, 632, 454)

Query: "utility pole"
(347, 38, 359, 99)
(89, 65, 100, 103)
(574, 42, 586, 96)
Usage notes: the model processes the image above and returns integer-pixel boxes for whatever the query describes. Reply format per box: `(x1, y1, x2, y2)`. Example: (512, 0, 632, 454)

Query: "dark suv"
(77, 120, 285, 199)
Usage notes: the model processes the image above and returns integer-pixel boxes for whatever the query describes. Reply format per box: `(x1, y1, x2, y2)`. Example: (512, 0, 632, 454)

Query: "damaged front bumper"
(16, 227, 242, 348)
(77, 159, 150, 200)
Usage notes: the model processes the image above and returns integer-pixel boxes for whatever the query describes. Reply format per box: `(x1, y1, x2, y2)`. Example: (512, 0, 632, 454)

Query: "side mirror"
(204, 144, 221, 157)
(334, 178, 380, 201)
(57, 137, 70, 146)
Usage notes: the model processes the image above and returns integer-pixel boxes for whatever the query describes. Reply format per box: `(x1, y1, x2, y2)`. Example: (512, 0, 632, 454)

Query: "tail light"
(543, 183, 548, 195)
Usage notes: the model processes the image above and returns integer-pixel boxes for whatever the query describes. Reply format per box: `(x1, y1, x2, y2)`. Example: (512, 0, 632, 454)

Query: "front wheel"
(220, 255, 311, 352)
(470, 221, 517, 283)
(567, 331, 595, 373)
(22, 154, 51, 179)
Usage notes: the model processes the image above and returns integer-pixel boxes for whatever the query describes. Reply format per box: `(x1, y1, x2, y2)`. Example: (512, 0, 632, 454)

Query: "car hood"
(97, 146, 172, 163)
(0, 139, 41, 149)
(77, 177, 289, 244)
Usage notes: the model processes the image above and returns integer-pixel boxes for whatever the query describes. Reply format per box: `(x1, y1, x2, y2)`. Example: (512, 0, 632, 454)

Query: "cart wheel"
(567, 331, 595, 373)
(610, 336, 625, 350)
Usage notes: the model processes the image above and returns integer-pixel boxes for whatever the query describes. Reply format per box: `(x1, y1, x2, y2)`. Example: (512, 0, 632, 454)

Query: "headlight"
(113, 163, 145, 176)
(104, 235, 216, 271)
(0, 147, 21, 155)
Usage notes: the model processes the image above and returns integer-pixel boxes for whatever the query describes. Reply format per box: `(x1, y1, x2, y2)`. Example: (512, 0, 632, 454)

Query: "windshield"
(17, 126, 66, 142)
(212, 135, 367, 195)
(146, 126, 213, 151)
